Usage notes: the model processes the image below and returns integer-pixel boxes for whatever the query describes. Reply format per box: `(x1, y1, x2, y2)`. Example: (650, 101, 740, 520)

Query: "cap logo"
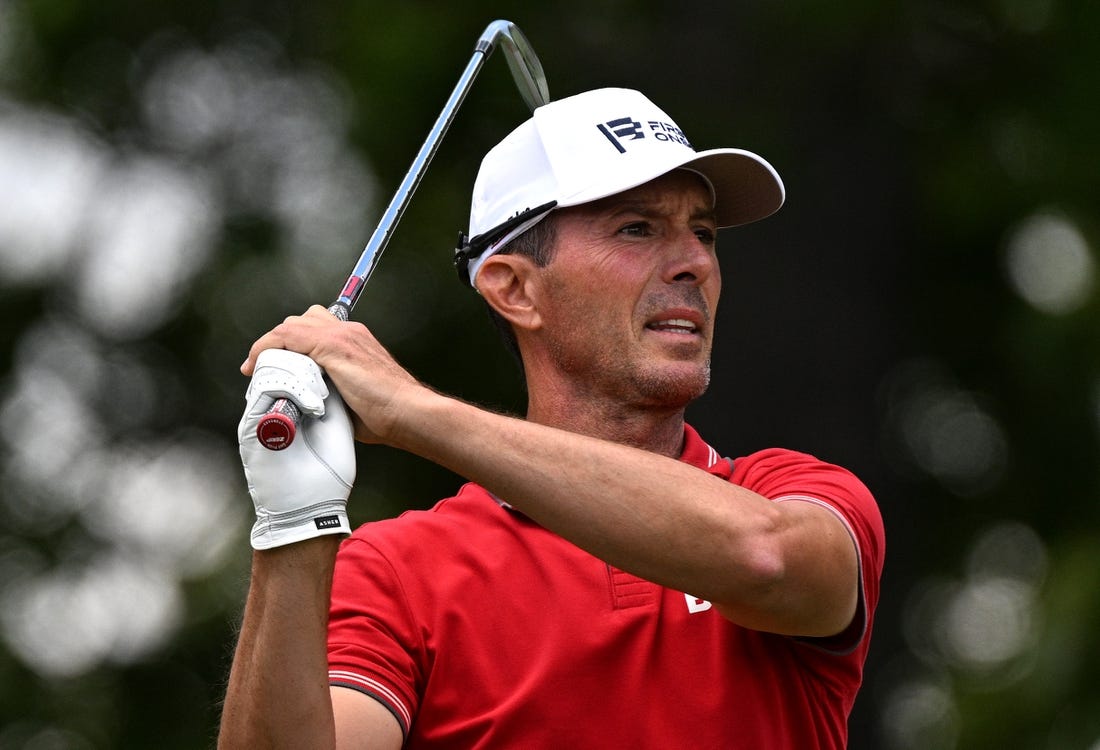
(597, 117, 644, 152)
(596, 116, 694, 154)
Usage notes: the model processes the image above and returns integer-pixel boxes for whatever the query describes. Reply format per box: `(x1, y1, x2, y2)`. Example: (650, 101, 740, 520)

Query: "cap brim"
(684, 148, 785, 228)
(552, 147, 785, 229)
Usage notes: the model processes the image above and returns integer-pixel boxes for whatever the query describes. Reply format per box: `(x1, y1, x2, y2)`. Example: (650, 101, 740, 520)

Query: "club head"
(480, 20, 550, 111)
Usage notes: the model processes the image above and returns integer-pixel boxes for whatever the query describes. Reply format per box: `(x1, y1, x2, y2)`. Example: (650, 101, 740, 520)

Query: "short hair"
(483, 214, 558, 372)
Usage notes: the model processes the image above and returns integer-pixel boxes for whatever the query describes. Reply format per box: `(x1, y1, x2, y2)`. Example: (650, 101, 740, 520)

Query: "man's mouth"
(645, 318, 699, 335)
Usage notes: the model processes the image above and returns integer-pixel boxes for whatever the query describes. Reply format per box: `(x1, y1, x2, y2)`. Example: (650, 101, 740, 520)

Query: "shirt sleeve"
(327, 534, 425, 738)
(731, 448, 886, 653)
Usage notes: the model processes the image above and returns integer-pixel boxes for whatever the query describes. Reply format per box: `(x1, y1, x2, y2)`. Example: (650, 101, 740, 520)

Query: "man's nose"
(664, 231, 717, 285)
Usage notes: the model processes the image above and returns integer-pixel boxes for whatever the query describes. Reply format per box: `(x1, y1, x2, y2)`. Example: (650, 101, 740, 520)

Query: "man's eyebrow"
(691, 206, 718, 223)
(599, 200, 717, 223)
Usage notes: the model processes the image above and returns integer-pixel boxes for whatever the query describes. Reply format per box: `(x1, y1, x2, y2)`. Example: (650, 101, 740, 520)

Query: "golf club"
(257, 19, 550, 450)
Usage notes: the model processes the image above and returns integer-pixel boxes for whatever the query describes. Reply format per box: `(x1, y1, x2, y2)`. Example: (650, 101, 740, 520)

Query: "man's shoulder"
(734, 446, 827, 470)
(729, 446, 879, 516)
(731, 446, 860, 482)
(343, 482, 518, 553)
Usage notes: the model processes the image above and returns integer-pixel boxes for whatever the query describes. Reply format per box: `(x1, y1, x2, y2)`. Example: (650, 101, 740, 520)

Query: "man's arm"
(220, 350, 404, 749)
(218, 540, 405, 750)
(219, 539, 340, 749)
(388, 391, 858, 637)
(243, 307, 861, 638)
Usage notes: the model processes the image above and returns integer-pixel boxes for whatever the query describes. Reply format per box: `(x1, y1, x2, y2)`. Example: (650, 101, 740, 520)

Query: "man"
(220, 88, 885, 749)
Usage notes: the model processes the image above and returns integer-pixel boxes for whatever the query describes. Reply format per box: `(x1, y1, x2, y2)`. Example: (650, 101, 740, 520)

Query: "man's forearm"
(219, 537, 342, 750)
(385, 388, 859, 637)
(387, 390, 782, 601)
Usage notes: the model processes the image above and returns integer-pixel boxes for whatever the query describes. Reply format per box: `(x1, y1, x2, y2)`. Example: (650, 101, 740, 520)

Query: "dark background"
(1, 1, 1097, 748)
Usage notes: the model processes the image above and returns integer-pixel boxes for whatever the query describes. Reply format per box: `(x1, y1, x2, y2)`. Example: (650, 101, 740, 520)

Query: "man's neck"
(525, 389, 687, 459)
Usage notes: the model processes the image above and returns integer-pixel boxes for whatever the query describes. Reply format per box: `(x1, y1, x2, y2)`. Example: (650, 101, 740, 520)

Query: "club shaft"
(257, 21, 548, 452)
(333, 21, 547, 314)
(335, 40, 492, 313)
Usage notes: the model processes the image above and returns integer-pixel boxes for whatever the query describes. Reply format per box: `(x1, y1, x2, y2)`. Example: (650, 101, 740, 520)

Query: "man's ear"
(476, 255, 543, 332)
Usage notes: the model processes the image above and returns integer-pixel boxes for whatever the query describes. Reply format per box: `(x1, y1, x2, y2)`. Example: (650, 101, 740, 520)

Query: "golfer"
(220, 87, 885, 749)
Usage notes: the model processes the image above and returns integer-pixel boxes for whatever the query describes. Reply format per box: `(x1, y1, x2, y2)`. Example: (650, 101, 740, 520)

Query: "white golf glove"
(238, 349, 356, 550)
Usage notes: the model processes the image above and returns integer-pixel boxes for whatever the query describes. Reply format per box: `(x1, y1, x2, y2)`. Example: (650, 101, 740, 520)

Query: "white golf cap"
(456, 87, 785, 288)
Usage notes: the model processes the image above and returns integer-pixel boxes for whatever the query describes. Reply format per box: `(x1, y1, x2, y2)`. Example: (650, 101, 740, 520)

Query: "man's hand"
(239, 349, 356, 550)
(241, 306, 422, 446)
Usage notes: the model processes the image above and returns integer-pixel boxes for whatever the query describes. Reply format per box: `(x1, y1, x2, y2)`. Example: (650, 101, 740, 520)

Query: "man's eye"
(695, 228, 717, 244)
(619, 222, 650, 236)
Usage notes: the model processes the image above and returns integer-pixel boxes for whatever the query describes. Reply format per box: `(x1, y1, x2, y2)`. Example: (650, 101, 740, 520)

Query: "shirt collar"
(680, 423, 733, 478)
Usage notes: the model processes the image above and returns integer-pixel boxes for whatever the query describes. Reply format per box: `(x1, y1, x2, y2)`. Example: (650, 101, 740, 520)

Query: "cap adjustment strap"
(454, 200, 558, 285)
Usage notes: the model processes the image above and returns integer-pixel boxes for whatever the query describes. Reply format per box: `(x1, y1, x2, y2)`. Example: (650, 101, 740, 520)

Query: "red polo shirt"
(328, 425, 884, 748)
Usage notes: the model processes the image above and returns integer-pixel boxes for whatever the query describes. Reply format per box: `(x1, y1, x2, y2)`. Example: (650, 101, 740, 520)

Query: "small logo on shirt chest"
(684, 593, 713, 614)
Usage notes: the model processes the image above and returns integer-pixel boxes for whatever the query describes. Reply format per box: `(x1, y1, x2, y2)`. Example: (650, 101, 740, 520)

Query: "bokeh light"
(82, 436, 244, 576)
(903, 520, 1046, 681)
(0, 108, 106, 284)
(0, 22, 379, 689)
(0, 552, 184, 678)
(1004, 211, 1094, 315)
(75, 155, 220, 339)
(892, 518, 1048, 748)
(881, 359, 1009, 496)
(937, 576, 1039, 674)
(0, 722, 94, 750)
(135, 32, 376, 303)
(880, 675, 959, 750)
(965, 520, 1048, 585)
(0, 316, 245, 678)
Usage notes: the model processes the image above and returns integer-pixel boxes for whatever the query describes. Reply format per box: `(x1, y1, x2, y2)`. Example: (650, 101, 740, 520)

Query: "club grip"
(255, 300, 350, 451)
(257, 398, 301, 450)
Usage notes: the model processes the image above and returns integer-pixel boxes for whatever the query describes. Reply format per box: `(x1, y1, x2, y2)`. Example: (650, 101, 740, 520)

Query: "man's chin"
(634, 362, 711, 408)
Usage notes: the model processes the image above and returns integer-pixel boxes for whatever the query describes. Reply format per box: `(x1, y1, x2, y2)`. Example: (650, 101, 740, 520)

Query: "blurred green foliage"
(0, 1, 1097, 748)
